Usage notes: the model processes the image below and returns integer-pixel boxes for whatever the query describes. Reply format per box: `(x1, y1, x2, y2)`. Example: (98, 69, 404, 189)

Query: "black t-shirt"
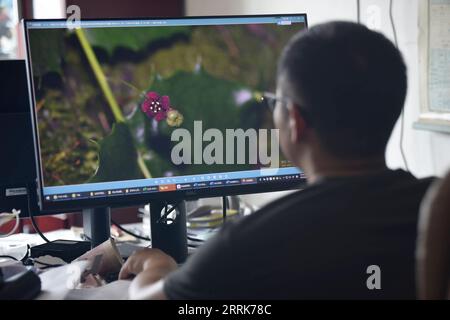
(164, 170, 433, 299)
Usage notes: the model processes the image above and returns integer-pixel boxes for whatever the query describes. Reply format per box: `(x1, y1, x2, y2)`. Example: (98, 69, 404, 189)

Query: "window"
(0, 0, 19, 59)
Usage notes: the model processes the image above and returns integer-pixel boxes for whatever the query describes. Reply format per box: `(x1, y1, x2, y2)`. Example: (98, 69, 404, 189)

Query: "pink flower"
(141, 92, 171, 121)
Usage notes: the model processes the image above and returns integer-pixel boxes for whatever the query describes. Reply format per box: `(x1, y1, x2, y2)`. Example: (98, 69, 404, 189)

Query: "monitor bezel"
(23, 13, 308, 214)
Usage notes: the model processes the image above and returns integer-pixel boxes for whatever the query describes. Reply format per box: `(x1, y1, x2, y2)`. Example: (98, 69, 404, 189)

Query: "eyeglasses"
(261, 92, 313, 126)
(261, 92, 289, 112)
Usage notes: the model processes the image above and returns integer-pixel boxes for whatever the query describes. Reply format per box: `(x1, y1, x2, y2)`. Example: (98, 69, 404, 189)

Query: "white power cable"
(356, 0, 361, 23)
(389, 0, 410, 172)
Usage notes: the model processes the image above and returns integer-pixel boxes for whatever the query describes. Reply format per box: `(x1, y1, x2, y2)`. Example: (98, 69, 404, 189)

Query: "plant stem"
(137, 154, 152, 179)
(75, 28, 125, 123)
(75, 28, 152, 179)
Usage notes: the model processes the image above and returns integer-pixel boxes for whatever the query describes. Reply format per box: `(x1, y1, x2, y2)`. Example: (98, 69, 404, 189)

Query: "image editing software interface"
(24, 15, 307, 211)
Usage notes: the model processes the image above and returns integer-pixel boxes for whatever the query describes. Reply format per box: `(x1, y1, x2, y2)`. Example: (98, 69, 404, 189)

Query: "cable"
(27, 188, 50, 243)
(187, 236, 204, 243)
(23, 258, 64, 270)
(389, 0, 399, 47)
(0, 255, 18, 261)
(38, 265, 64, 270)
(33, 260, 64, 269)
(111, 220, 151, 242)
(356, 0, 361, 23)
(222, 196, 227, 223)
(0, 245, 30, 263)
(389, 0, 410, 172)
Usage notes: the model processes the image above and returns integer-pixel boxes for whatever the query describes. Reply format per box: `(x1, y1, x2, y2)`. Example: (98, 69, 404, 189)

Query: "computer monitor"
(24, 14, 307, 213)
(0, 60, 39, 218)
(23, 15, 308, 255)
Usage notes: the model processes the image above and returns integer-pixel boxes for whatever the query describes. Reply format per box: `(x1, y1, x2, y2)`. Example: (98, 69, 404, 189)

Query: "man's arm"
(119, 248, 177, 300)
(120, 219, 250, 300)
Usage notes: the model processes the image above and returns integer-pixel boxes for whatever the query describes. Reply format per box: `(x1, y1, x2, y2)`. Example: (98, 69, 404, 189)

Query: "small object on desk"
(76, 238, 123, 278)
(30, 240, 91, 264)
(24, 255, 66, 270)
(0, 264, 41, 300)
(187, 208, 239, 229)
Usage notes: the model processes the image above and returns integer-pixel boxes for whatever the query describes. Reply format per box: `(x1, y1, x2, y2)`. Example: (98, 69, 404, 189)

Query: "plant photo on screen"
(27, 23, 304, 187)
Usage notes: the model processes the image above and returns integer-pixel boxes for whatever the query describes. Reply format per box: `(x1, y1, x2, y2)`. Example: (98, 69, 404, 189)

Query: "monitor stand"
(83, 207, 111, 249)
(81, 201, 188, 263)
(149, 200, 188, 264)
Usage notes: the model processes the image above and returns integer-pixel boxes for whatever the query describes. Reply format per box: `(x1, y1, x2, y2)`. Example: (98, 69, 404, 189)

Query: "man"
(119, 22, 433, 299)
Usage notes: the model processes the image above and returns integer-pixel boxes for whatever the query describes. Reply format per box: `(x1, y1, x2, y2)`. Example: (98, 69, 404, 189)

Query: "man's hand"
(119, 248, 177, 280)
(119, 248, 178, 300)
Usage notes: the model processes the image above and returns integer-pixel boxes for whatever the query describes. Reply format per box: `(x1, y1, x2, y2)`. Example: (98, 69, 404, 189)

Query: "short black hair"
(278, 21, 407, 158)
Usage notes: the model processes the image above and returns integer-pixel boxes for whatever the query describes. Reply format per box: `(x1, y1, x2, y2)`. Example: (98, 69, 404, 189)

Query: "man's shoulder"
(229, 170, 435, 236)
(226, 182, 338, 238)
(387, 169, 435, 188)
(376, 170, 435, 203)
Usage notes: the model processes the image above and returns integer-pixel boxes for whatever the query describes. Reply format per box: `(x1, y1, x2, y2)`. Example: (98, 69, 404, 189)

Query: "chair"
(416, 171, 450, 300)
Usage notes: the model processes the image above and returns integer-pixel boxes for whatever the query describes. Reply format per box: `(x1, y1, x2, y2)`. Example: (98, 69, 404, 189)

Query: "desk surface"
(0, 224, 150, 260)
(0, 229, 81, 262)
(37, 261, 131, 300)
(1, 228, 147, 300)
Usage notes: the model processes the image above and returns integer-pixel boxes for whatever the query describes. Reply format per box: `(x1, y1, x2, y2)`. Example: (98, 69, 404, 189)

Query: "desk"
(0, 229, 81, 262)
(37, 262, 131, 300)
(0, 227, 149, 300)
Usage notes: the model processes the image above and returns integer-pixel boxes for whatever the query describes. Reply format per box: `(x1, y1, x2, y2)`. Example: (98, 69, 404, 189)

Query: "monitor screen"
(24, 15, 308, 212)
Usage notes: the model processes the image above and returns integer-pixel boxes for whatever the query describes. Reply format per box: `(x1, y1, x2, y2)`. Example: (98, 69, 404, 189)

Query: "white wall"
(186, 0, 358, 23)
(186, 0, 450, 207)
(33, 0, 66, 19)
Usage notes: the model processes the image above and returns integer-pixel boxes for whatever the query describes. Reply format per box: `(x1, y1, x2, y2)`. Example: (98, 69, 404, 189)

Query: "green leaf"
(28, 29, 65, 77)
(84, 27, 191, 56)
(151, 69, 244, 133)
(126, 105, 148, 150)
(140, 69, 261, 175)
(90, 122, 144, 183)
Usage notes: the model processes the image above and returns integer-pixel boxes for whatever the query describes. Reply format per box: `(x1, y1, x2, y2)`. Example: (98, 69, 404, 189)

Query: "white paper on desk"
(76, 238, 123, 277)
(64, 281, 130, 300)
(38, 261, 130, 300)
(38, 261, 89, 300)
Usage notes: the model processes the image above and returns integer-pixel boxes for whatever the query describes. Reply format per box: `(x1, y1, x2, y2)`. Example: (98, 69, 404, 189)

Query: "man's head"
(274, 21, 407, 167)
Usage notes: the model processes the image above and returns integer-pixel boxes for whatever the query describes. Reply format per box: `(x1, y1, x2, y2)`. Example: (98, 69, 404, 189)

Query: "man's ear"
(287, 103, 307, 144)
